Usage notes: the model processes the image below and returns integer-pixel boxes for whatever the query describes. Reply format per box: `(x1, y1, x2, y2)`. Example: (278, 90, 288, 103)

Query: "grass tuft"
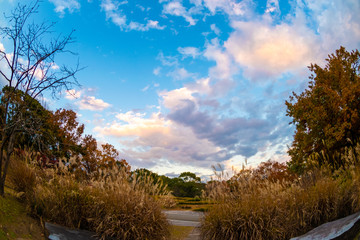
(201, 160, 360, 239)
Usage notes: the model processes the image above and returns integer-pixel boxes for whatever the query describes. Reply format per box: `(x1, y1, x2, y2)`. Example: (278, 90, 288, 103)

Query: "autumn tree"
(51, 108, 84, 159)
(286, 47, 360, 173)
(0, 1, 80, 195)
(252, 160, 296, 182)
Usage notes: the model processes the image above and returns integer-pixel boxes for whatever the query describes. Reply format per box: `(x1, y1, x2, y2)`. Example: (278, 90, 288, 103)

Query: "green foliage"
(179, 172, 201, 182)
(167, 176, 204, 198)
(286, 46, 360, 173)
(132, 169, 205, 198)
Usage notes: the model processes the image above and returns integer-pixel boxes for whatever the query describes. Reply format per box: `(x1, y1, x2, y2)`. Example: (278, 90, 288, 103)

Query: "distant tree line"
(133, 168, 205, 197)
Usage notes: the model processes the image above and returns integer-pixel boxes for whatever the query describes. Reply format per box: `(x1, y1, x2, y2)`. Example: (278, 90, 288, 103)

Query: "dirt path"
(164, 210, 203, 239)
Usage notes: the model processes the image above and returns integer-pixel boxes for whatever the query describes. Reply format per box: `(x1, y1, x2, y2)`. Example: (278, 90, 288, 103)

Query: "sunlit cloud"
(64, 88, 110, 111)
(65, 89, 82, 100)
(78, 95, 111, 111)
(225, 20, 318, 80)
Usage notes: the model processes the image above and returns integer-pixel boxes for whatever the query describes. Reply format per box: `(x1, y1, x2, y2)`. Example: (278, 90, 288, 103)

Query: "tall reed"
(8, 154, 171, 240)
(201, 159, 360, 240)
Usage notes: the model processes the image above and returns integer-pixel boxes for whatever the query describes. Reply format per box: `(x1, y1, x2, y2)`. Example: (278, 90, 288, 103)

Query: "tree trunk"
(0, 133, 15, 196)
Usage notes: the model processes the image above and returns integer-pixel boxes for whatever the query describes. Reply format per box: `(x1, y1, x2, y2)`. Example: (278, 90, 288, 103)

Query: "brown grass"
(8, 156, 171, 240)
(201, 163, 360, 240)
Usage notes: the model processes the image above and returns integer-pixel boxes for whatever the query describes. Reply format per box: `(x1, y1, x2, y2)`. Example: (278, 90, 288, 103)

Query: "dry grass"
(201, 162, 360, 240)
(7, 156, 36, 202)
(8, 156, 171, 240)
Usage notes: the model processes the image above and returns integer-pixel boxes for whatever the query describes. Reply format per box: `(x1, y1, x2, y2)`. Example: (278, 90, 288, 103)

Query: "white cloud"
(157, 52, 178, 66)
(305, 0, 360, 51)
(178, 47, 200, 58)
(153, 67, 161, 75)
(101, 0, 127, 28)
(129, 20, 165, 31)
(201, 0, 360, 82)
(142, 85, 150, 92)
(65, 88, 111, 111)
(159, 78, 210, 109)
(0, 42, 9, 84)
(210, 24, 220, 35)
(49, 0, 80, 16)
(163, 1, 197, 26)
(204, 38, 235, 79)
(190, 0, 203, 7)
(160, 87, 196, 110)
(203, 0, 249, 16)
(225, 20, 318, 79)
(78, 96, 111, 111)
(167, 67, 194, 80)
(51, 63, 60, 70)
(101, 0, 165, 31)
(65, 89, 82, 100)
(95, 111, 221, 168)
(265, 0, 280, 14)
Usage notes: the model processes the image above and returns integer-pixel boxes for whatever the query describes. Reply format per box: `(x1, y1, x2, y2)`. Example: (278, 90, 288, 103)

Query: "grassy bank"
(0, 187, 45, 240)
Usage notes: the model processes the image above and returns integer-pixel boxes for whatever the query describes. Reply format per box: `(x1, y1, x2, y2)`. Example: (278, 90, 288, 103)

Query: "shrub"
(31, 167, 170, 239)
(201, 161, 360, 240)
(7, 156, 36, 201)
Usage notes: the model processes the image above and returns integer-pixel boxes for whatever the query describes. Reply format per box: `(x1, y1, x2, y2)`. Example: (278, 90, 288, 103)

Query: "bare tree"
(0, 0, 80, 196)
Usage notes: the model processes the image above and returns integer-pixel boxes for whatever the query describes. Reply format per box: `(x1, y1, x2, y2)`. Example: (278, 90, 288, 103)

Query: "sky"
(0, 0, 359, 179)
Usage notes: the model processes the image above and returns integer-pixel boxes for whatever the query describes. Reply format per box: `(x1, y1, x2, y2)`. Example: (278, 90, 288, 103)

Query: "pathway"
(163, 210, 204, 239)
(46, 211, 204, 240)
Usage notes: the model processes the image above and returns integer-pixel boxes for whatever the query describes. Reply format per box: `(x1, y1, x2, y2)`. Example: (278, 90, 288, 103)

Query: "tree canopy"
(0, 1, 80, 195)
(286, 46, 360, 173)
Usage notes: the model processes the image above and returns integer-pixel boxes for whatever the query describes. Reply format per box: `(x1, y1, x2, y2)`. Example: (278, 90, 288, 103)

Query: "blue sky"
(1, 0, 359, 179)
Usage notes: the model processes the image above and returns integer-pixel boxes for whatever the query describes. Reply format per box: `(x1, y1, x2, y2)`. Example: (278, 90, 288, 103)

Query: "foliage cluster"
(133, 169, 205, 198)
(0, 0, 80, 196)
(286, 47, 360, 173)
(1, 89, 131, 180)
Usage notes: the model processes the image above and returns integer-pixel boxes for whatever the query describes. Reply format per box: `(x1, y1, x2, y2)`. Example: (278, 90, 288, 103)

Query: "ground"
(0, 189, 200, 240)
(170, 226, 195, 240)
(0, 187, 45, 240)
